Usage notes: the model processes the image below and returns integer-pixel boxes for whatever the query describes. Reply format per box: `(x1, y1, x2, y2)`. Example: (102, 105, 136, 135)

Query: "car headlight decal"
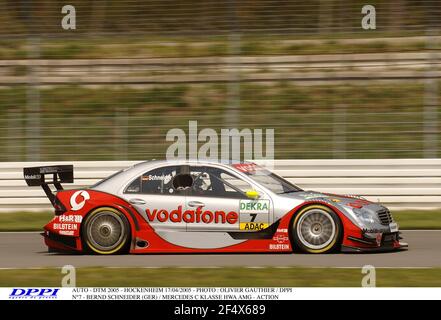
(353, 208, 377, 225)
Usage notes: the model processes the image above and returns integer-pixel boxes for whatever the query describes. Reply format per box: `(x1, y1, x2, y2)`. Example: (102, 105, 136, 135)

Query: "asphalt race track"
(0, 231, 440, 269)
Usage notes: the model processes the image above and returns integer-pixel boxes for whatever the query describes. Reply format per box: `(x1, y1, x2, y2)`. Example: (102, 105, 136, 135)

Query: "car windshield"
(231, 163, 302, 194)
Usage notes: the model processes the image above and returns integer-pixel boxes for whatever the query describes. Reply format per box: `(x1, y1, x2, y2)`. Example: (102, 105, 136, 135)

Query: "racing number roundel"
(70, 190, 90, 211)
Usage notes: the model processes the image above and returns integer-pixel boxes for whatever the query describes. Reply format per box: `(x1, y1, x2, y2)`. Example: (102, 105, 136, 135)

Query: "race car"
(23, 160, 407, 254)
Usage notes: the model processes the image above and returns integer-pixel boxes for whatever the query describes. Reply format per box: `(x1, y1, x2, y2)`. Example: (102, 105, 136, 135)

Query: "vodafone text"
(146, 206, 238, 224)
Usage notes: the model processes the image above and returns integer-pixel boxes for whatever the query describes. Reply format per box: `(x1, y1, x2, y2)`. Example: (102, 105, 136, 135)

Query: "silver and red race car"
(24, 160, 407, 255)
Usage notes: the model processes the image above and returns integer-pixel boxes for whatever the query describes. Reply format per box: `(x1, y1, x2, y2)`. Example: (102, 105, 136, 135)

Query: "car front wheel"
(291, 205, 342, 254)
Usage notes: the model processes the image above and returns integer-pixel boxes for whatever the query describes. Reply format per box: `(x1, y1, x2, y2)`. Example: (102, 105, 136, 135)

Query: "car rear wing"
(23, 165, 73, 208)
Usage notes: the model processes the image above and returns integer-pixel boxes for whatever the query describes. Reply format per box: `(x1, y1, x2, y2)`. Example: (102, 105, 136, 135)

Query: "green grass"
(0, 210, 440, 232)
(0, 267, 440, 287)
(0, 211, 52, 231)
(31, 38, 431, 59)
(0, 34, 431, 59)
(393, 210, 441, 230)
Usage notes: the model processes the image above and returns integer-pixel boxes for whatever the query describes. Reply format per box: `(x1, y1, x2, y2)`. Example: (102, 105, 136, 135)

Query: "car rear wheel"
(291, 205, 342, 254)
(82, 207, 130, 255)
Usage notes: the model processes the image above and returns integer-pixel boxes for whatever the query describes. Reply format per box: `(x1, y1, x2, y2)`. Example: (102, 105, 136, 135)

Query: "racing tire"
(82, 207, 131, 255)
(291, 205, 342, 254)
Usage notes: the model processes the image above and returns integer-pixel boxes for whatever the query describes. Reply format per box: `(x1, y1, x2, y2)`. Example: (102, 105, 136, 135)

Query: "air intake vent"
(377, 209, 393, 225)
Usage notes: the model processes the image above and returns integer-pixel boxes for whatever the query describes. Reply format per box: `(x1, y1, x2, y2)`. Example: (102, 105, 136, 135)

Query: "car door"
(121, 165, 187, 231)
(186, 165, 273, 232)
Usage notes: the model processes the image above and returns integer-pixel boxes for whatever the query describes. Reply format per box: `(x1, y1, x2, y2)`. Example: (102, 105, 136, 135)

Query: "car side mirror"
(246, 190, 260, 199)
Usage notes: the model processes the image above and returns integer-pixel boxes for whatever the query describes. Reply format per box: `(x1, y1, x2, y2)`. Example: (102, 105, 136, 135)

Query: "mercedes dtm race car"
(23, 161, 407, 254)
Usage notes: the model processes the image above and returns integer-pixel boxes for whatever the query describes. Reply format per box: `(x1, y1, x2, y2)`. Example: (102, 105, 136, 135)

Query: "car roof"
(91, 159, 256, 194)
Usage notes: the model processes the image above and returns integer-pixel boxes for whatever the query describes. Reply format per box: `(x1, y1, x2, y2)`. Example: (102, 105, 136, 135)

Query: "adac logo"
(9, 288, 59, 300)
(70, 190, 90, 211)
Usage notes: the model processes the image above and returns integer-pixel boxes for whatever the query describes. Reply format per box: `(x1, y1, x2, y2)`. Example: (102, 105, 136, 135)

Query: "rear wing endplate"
(23, 165, 73, 207)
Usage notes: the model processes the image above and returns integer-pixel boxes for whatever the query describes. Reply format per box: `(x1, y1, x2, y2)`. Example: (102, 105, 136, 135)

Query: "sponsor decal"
(141, 174, 173, 181)
(70, 190, 90, 211)
(330, 198, 341, 203)
(239, 200, 270, 214)
(347, 199, 371, 209)
(59, 230, 74, 236)
(273, 234, 289, 244)
(362, 228, 386, 234)
(269, 233, 290, 249)
(146, 206, 238, 224)
(9, 288, 59, 300)
(375, 233, 382, 246)
(232, 163, 258, 174)
(239, 200, 269, 231)
(53, 223, 78, 231)
(53, 215, 82, 235)
(239, 222, 268, 231)
(24, 174, 41, 180)
(276, 228, 288, 233)
(52, 214, 83, 232)
(269, 243, 290, 250)
(40, 167, 62, 174)
(59, 215, 82, 223)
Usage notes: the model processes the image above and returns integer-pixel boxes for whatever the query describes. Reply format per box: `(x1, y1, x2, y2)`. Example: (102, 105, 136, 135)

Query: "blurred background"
(0, 0, 440, 161)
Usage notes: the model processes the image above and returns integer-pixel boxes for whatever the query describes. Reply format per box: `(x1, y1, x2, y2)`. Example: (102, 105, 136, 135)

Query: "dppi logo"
(9, 288, 59, 299)
(70, 190, 90, 211)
